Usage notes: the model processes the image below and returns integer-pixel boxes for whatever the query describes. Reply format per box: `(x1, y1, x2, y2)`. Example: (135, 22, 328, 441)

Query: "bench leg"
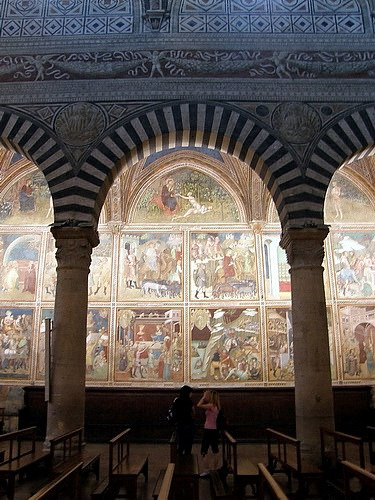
(142, 457, 149, 482)
(126, 478, 138, 500)
(94, 457, 100, 480)
(6, 475, 15, 500)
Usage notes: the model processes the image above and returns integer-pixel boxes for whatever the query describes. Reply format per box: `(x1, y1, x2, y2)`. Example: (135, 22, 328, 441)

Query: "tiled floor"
(0, 441, 327, 499)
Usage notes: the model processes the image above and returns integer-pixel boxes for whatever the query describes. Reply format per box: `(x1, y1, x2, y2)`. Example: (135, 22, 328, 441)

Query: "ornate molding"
(1, 50, 375, 82)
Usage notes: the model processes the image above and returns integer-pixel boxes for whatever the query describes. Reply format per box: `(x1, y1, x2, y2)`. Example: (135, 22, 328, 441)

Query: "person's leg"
(200, 430, 210, 476)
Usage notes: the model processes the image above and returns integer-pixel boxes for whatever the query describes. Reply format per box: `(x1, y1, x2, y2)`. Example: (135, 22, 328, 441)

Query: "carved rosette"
(280, 226, 329, 269)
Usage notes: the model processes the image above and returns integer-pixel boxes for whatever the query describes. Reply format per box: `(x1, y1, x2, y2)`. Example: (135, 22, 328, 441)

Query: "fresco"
(339, 305, 375, 381)
(37, 308, 109, 381)
(191, 307, 261, 383)
(118, 232, 183, 302)
(88, 233, 113, 301)
(42, 233, 57, 300)
(0, 233, 41, 301)
(133, 168, 239, 224)
(266, 307, 335, 382)
(332, 231, 375, 298)
(0, 171, 53, 225)
(86, 308, 109, 381)
(325, 172, 375, 223)
(115, 308, 183, 383)
(0, 308, 33, 379)
(190, 232, 257, 301)
(36, 308, 53, 380)
(263, 234, 290, 300)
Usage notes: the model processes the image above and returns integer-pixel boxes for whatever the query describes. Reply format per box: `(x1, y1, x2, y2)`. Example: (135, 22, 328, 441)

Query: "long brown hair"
(209, 390, 221, 410)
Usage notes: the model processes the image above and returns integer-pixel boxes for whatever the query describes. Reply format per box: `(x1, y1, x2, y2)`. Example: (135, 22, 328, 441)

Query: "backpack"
(166, 398, 178, 425)
(216, 409, 227, 430)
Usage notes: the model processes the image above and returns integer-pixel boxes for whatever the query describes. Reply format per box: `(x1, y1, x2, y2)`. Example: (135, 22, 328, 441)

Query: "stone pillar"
(280, 226, 334, 464)
(45, 226, 99, 444)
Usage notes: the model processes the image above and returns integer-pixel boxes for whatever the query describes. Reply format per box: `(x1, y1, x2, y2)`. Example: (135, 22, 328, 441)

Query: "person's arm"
(197, 390, 212, 410)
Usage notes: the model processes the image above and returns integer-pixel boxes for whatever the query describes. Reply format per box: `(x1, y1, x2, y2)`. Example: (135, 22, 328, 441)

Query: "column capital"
(50, 225, 99, 271)
(280, 225, 330, 268)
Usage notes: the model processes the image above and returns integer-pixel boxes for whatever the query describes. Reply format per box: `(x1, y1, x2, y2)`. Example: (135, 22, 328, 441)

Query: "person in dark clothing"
(174, 385, 195, 456)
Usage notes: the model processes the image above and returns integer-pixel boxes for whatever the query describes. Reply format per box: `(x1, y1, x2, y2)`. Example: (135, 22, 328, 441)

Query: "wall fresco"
(118, 232, 183, 302)
(263, 234, 290, 300)
(115, 308, 183, 383)
(325, 172, 375, 224)
(0, 171, 53, 225)
(266, 307, 335, 382)
(134, 169, 239, 224)
(332, 231, 375, 298)
(88, 233, 113, 302)
(0, 308, 33, 379)
(37, 308, 109, 381)
(191, 307, 261, 383)
(339, 305, 375, 381)
(0, 233, 41, 301)
(190, 232, 257, 301)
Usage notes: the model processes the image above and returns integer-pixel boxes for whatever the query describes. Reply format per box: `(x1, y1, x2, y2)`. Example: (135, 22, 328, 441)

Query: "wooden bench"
(222, 430, 258, 498)
(257, 463, 290, 500)
(0, 426, 51, 500)
(342, 460, 375, 499)
(320, 427, 366, 497)
(92, 428, 148, 500)
(49, 427, 100, 480)
(152, 463, 175, 500)
(266, 428, 323, 499)
(29, 461, 83, 500)
(209, 469, 232, 500)
(168, 431, 199, 499)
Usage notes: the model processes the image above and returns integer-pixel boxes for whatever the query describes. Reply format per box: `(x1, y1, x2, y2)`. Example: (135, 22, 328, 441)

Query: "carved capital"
(280, 226, 329, 269)
(50, 226, 99, 271)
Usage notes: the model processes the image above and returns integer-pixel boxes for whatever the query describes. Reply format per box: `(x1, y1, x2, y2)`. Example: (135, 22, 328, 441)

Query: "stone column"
(280, 226, 334, 464)
(45, 225, 99, 444)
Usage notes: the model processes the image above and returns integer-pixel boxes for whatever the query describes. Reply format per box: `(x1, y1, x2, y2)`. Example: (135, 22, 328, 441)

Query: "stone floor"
(0, 441, 327, 499)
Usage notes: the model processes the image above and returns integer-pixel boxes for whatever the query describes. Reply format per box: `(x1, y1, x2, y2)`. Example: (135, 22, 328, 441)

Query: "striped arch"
(82, 101, 304, 228)
(306, 104, 375, 219)
(0, 108, 95, 224)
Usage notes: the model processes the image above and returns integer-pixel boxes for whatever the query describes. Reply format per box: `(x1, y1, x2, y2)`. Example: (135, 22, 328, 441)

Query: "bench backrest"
(0, 426, 37, 463)
(342, 460, 375, 499)
(320, 427, 365, 472)
(258, 462, 290, 500)
(266, 428, 301, 474)
(157, 463, 175, 500)
(222, 430, 238, 475)
(109, 428, 131, 476)
(50, 427, 83, 469)
(29, 461, 83, 500)
(367, 426, 375, 466)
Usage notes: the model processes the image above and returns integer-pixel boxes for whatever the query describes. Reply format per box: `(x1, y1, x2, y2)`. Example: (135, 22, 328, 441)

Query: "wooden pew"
(342, 460, 375, 499)
(168, 431, 199, 499)
(220, 430, 258, 498)
(152, 463, 175, 500)
(320, 427, 366, 497)
(49, 427, 100, 480)
(92, 428, 148, 500)
(266, 428, 323, 499)
(0, 426, 51, 500)
(28, 461, 83, 500)
(257, 462, 290, 500)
